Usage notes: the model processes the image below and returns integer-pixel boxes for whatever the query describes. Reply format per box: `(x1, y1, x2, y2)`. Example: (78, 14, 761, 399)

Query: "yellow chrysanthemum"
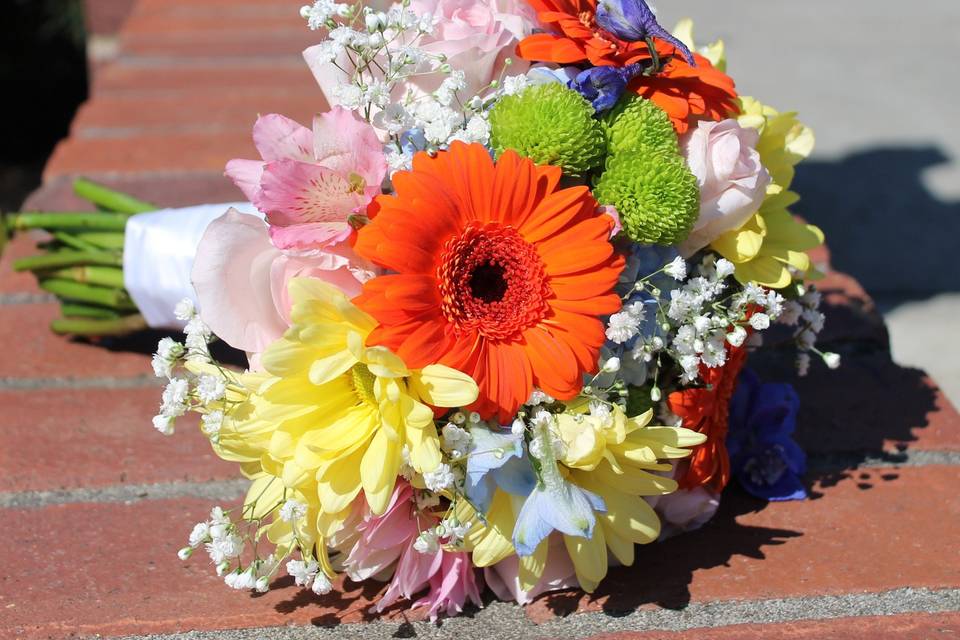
(710, 97, 824, 288)
(200, 278, 478, 524)
(458, 404, 705, 592)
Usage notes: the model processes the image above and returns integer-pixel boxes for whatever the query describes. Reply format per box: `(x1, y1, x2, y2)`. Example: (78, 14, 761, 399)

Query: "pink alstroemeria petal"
(255, 158, 367, 248)
(252, 113, 314, 162)
(224, 159, 265, 202)
(312, 106, 387, 195)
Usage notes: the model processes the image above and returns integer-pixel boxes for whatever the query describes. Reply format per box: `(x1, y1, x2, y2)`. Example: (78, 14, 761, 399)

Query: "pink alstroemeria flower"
(225, 108, 387, 251)
(339, 482, 483, 620)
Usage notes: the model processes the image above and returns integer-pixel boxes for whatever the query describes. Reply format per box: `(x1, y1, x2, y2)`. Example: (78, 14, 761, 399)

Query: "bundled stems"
(51, 314, 148, 337)
(73, 178, 155, 214)
(5, 178, 157, 337)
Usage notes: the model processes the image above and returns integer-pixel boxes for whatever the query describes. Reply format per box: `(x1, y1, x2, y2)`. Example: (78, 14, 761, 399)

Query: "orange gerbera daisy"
(353, 142, 624, 422)
(516, 0, 738, 133)
(667, 342, 749, 492)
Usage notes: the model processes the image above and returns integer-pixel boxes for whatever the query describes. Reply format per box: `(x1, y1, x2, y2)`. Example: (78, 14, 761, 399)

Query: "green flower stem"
(6, 212, 129, 232)
(60, 302, 121, 320)
(13, 250, 122, 272)
(74, 231, 125, 250)
(73, 178, 155, 214)
(39, 278, 136, 310)
(45, 265, 125, 289)
(52, 231, 101, 252)
(51, 314, 147, 337)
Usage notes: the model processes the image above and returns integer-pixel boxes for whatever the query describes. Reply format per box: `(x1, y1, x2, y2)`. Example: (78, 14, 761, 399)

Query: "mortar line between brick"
(107, 587, 960, 639)
(0, 375, 165, 390)
(3, 450, 958, 509)
(0, 479, 248, 509)
(0, 292, 56, 305)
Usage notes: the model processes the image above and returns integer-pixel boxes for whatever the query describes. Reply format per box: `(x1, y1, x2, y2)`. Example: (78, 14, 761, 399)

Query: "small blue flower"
(568, 64, 643, 112)
(595, 0, 695, 66)
(512, 478, 606, 556)
(726, 369, 808, 501)
(465, 425, 536, 513)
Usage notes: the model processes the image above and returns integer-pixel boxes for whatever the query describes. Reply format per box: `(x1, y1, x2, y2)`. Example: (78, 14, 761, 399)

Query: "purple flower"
(569, 64, 643, 112)
(595, 0, 695, 66)
(726, 369, 808, 501)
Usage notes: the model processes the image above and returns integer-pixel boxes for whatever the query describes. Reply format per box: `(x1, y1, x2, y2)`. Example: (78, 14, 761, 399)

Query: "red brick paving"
(1, 0, 958, 637)
(0, 304, 153, 379)
(0, 388, 234, 492)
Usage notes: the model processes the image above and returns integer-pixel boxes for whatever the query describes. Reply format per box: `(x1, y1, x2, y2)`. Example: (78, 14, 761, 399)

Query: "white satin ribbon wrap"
(123, 202, 261, 329)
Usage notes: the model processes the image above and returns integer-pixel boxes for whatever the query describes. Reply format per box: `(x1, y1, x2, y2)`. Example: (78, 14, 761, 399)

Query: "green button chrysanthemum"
(489, 83, 606, 177)
(594, 151, 700, 245)
(603, 94, 679, 157)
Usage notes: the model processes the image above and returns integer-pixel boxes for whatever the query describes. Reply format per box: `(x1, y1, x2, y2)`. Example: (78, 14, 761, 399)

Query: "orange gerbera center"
(353, 142, 624, 421)
(438, 222, 549, 340)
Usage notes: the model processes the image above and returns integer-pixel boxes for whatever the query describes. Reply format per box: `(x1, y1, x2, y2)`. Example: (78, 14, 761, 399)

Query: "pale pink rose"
(412, 0, 535, 96)
(654, 486, 721, 539)
(224, 109, 386, 251)
(192, 209, 376, 360)
(304, 0, 535, 113)
(680, 119, 771, 255)
(484, 534, 578, 604)
(648, 462, 721, 540)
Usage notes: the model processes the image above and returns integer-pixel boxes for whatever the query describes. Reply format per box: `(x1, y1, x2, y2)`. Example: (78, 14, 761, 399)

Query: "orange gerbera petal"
(515, 0, 739, 133)
(668, 342, 749, 492)
(354, 142, 623, 421)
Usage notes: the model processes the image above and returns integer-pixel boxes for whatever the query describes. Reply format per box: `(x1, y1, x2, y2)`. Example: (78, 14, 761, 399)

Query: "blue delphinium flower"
(595, 0, 695, 66)
(726, 369, 808, 501)
(568, 64, 643, 112)
(465, 424, 537, 513)
(511, 417, 606, 556)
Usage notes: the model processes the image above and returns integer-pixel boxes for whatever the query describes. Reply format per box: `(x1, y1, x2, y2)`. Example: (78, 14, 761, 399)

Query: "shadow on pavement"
(795, 146, 960, 299)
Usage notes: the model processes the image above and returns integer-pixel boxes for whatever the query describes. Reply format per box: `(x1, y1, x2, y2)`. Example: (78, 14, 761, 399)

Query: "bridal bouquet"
(142, 0, 838, 618)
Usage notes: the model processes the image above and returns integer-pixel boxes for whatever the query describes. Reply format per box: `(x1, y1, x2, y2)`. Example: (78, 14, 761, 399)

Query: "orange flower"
(353, 142, 624, 422)
(628, 52, 739, 134)
(667, 343, 748, 492)
(516, 0, 738, 133)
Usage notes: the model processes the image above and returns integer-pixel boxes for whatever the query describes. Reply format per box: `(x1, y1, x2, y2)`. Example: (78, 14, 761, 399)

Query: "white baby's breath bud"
(715, 258, 735, 279)
(423, 463, 455, 492)
(450, 411, 466, 424)
(188, 521, 210, 547)
(664, 256, 687, 281)
(174, 298, 196, 321)
(177, 546, 193, 560)
(468, 412, 482, 424)
(312, 572, 333, 595)
(822, 352, 841, 370)
(726, 325, 748, 348)
(510, 418, 525, 436)
(650, 386, 662, 402)
(602, 356, 621, 373)
(201, 411, 224, 437)
(196, 374, 226, 404)
(255, 576, 270, 593)
(152, 414, 175, 435)
(279, 499, 308, 523)
(749, 313, 771, 331)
